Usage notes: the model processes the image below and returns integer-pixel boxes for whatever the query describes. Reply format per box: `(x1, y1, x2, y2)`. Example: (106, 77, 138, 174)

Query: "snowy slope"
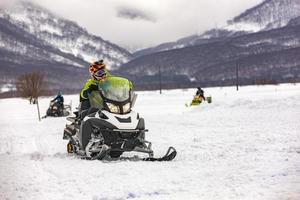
(0, 0, 133, 91)
(228, 0, 300, 31)
(0, 84, 300, 200)
(0, 0, 131, 69)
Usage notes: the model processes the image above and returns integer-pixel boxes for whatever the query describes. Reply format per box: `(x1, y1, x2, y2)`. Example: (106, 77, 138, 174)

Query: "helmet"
(89, 60, 107, 80)
(58, 91, 63, 96)
(89, 60, 106, 74)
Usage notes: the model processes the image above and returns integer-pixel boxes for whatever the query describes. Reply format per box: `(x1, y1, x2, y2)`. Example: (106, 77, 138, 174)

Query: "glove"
(89, 84, 98, 91)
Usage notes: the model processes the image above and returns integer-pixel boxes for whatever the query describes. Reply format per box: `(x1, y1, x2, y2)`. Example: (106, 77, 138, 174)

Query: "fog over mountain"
(134, 0, 300, 57)
(28, 0, 264, 51)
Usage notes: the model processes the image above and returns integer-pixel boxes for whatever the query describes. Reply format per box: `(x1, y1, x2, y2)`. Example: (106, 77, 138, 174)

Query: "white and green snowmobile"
(63, 76, 176, 161)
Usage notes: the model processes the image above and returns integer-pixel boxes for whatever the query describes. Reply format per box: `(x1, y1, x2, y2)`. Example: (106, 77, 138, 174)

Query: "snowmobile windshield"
(99, 76, 131, 102)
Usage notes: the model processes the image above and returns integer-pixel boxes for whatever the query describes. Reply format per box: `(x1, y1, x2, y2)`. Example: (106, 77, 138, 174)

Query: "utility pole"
(159, 65, 162, 94)
(236, 61, 239, 91)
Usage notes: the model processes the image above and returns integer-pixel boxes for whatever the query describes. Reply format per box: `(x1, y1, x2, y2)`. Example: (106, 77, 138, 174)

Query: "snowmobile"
(191, 95, 204, 106)
(185, 95, 212, 107)
(63, 76, 176, 161)
(43, 101, 71, 118)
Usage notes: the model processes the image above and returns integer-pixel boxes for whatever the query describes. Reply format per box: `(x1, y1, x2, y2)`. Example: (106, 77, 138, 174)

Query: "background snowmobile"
(63, 76, 176, 161)
(186, 95, 212, 107)
(43, 101, 71, 118)
(191, 95, 212, 105)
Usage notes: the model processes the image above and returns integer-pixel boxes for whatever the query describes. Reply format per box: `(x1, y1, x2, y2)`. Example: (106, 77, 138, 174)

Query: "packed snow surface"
(0, 84, 299, 200)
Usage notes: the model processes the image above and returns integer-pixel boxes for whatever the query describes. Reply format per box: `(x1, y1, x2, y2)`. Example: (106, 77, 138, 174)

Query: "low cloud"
(117, 6, 156, 22)
(28, 0, 264, 50)
(0, 0, 18, 9)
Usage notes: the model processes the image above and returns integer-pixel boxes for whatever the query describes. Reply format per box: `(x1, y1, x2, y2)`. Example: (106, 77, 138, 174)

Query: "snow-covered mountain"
(227, 0, 300, 31)
(0, 0, 133, 93)
(123, 0, 300, 89)
(134, 0, 300, 57)
(133, 29, 245, 58)
(0, 15, 89, 92)
(0, 0, 132, 69)
(118, 22, 300, 89)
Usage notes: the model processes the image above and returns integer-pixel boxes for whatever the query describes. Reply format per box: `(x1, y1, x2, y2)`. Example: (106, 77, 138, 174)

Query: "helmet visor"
(94, 69, 106, 78)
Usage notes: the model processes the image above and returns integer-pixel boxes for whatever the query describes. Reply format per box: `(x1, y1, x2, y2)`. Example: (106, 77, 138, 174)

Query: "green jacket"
(80, 70, 112, 101)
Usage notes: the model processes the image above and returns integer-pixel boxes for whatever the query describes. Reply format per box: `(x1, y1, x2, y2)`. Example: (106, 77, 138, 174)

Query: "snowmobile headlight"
(123, 103, 131, 113)
(107, 103, 120, 113)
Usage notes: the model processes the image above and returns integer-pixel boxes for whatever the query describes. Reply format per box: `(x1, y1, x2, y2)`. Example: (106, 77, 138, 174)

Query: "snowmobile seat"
(80, 110, 88, 120)
(79, 107, 98, 120)
(84, 108, 100, 118)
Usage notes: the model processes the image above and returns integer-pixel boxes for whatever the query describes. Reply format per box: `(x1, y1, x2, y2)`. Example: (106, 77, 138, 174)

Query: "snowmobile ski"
(143, 147, 177, 161)
(72, 146, 177, 162)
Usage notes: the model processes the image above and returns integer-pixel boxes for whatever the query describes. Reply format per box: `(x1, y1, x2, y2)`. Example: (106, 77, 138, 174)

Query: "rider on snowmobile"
(78, 59, 133, 117)
(64, 61, 177, 161)
(195, 87, 206, 101)
(51, 91, 64, 110)
(79, 60, 111, 113)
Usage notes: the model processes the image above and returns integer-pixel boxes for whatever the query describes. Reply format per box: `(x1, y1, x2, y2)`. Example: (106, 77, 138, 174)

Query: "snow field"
(0, 84, 299, 200)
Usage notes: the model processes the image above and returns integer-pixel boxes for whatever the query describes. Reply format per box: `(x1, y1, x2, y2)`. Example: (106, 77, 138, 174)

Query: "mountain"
(1, 0, 132, 69)
(117, 23, 300, 89)
(0, 0, 132, 93)
(0, 17, 89, 91)
(122, 0, 300, 89)
(134, 0, 300, 58)
(133, 29, 246, 58)
(228, 0, 300, 31)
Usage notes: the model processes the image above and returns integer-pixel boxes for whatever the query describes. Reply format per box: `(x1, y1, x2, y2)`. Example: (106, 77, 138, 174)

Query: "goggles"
(94, 68, 107, 79)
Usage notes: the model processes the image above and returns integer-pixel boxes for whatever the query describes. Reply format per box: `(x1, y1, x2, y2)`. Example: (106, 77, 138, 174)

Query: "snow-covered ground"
(0, 84, 299, 200)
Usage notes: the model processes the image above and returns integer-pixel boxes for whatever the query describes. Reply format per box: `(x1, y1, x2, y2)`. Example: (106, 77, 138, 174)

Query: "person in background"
(195, 87, 206, 101)
(51, 91, 64, 109)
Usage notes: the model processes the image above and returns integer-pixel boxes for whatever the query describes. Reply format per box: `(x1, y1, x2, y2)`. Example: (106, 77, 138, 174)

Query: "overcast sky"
(28, 0, 263, 51)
